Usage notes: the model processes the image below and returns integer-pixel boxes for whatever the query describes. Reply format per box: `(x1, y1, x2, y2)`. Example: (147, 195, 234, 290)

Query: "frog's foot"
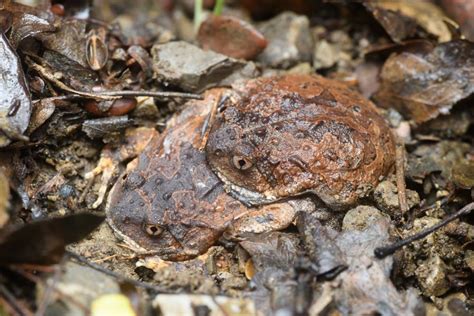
(222, 181, 277, 207)
(225, 202, 299, 240)
(85, 148, 117, 209)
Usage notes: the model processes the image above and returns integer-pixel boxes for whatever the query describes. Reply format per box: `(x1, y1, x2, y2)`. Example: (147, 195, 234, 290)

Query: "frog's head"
(206, 75, 397, 209)
(205, 99, 285, 206)
(106, 168, 222, 261)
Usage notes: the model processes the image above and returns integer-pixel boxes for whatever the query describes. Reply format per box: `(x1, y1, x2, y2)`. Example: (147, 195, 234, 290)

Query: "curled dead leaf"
(0, 213, 104, 265)
(373, 40, 474, 123)
(0, 32, 31, 146)
(365, 0, 457, 43)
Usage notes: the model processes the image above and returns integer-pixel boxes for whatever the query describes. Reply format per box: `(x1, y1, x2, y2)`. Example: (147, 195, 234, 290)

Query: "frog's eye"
(232, 155, 253, 170)
(144, 224, 164, 236)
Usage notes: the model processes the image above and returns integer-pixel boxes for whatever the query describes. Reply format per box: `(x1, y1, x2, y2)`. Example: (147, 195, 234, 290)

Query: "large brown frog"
(106, 90, 308, 261)
(205, 75, 395, 209)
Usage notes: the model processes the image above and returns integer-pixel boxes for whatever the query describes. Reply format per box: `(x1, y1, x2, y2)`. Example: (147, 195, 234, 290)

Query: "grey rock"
(298, 213, 423, 315)
(37, 262, 120, 316)
(407, 141, 471, 184)
(287, 62, 313, 75)
(151, 41, 256, 92)
(373, 180, 420, 215)
(0, 33, 31, 147)
(415, 255, 450, 297)
(342, 205, 389, 231)
(218, 62, 260, 88)
(465, 250, 474, 272)
(152, 294, 256, 315)
(313, 39, 339, 69)
(257, 12, 313, 68)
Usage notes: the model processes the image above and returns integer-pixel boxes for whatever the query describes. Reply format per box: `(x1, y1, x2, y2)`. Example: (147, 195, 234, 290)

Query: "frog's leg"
(84, 146, 116, 209)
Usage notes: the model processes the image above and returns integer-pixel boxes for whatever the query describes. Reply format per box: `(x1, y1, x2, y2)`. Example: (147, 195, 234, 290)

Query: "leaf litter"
(0, 0, 473, 315)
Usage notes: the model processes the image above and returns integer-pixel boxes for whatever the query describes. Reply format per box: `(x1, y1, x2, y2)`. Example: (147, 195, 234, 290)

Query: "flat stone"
(465, 250, 474, 272)
(38, 261, 120, 316)
(373, 180, 420, 216)
(313, 39, 339, 69)
(342, 205, 389, 231)
(151, 41, 253, 91)
(0, 33, 31, 147)
(257, 12, 313, 68)
(152, 294, 255, 315)
(415, 255, 450, 297)
(197, 15, 267, 60)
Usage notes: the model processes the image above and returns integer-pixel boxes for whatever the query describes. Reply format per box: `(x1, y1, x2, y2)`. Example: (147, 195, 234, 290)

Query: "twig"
(28, 60, 202, 101)
(374, 202, 474, 258)
(35, 262, 64, 316)
(418, 195, 451, 214)
(32, 91, 201, 103)
(395, 136, 408, 218)
(0, 284, 33, 316)
(199, 92, 223, 150)
(27, 60, 118, 101)
(91, 254, 118, 264)
(99, 90, 202, 100)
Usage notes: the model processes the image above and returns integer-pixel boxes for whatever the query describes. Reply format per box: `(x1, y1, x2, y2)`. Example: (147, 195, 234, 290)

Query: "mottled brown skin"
(106, 90, 297, 261)
(206, 75, 396, 209)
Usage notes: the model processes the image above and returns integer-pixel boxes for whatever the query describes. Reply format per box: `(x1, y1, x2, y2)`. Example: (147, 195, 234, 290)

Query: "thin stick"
(34, 263, 64, 316)
(28, 60, 202, 101)
(395, 136, 408, 217)
(27, 61, 118, 101)
(33, 90, 202, 103)
(99, 90, 202, 99)
(374, 202, 474, 258)
(199, 92, 222, 150)
(0, 284, 34, 316)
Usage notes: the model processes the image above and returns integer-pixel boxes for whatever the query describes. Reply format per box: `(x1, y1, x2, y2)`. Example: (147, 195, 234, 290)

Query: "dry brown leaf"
(366, 0, 457, 43)
(374, 40, 474, 123)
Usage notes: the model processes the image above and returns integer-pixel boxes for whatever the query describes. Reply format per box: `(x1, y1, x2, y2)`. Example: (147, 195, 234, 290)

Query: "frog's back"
(206, 75, 395, 209)
(106, 90, 246, 260)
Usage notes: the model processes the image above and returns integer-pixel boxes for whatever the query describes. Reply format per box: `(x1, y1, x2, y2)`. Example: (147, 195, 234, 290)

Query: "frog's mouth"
(214, 171, 278, 207)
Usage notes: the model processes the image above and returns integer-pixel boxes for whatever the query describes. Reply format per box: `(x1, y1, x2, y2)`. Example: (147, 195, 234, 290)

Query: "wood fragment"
(199, 92, 222, 150)
(375, 202, 474, 258)
(395, 136, 409, 218)
(28, 59, 202, 101)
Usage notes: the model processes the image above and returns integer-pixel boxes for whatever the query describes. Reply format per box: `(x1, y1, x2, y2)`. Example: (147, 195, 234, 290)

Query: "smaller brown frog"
(106, 90, 309, 261)
(206, 75, 395, 209)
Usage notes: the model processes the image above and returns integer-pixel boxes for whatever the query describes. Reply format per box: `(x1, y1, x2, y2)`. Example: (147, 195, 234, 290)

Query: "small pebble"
(465, 250, 474, 272)
(83, 98, 137, 117)
(415, 255, 450, 297)
(198, 15, 267, 60)
(342, 205, 388, 231)
(257, 12, 313, 68)
(373, 180, 420, 216)
(151, 41, 249, 91)
(395, 121, 411, 142)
